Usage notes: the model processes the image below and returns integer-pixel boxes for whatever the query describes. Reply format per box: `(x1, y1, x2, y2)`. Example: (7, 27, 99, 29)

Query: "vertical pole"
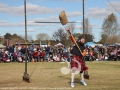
(83, 0, 85, 39)
(23, 0, 29, 82)
(83, 0, 89, 80)
(24, 0, 27, 76)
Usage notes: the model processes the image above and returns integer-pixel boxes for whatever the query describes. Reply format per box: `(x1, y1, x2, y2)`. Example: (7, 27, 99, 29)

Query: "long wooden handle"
(59, 11, 83, 56)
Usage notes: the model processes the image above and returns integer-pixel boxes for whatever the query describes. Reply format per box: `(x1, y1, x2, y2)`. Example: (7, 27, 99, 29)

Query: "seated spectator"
(89, 50, 95, 61)
(98, 53, 104, 61)
(28, 50, 32, 62)
(2, 52, 8, 62)
(63, 50, 69, 62)
(110, 51, 117, 61)
(13, 51, 18, 62)
(39, 50, 45, 62)
(104, 52, 109, 60)
(85, 49, 89, 61)
(117, 49, 120, 60)
(47, 55, 53, 62)
(53, 54, 60, 62)
(0, 52, 2, 62)
(32, 49, 38, 62)
(17, 51, 23, 62)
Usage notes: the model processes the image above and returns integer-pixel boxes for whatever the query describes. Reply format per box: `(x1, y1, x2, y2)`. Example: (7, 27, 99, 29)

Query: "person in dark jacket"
(21, 46, 26, 61)
(70, 38, 88, 87)
(8, 44, 14, 54)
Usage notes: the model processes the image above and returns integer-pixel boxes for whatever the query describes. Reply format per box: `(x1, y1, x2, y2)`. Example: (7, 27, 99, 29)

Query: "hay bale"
(59, 11, 68, 25)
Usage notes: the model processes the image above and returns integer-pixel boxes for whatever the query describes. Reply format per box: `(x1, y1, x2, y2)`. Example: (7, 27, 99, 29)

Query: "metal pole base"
(84, 71, 90, 79)
(84, 74, 89, 79)
(23, 72, 30, 83)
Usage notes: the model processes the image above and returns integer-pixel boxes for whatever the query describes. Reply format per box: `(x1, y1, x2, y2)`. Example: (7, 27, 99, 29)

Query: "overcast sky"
(0, 0, 120, 42)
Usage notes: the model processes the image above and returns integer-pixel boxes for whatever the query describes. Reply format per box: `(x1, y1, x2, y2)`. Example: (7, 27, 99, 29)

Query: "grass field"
(0, 61, 120, 90)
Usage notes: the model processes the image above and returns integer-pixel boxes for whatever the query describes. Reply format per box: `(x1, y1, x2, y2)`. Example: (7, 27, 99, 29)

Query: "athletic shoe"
(80, 80, 87, 86)
(70, 82, 74, 88)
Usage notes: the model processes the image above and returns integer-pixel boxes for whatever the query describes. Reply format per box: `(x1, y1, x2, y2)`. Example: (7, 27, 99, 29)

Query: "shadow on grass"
(74, 78, 80, 83)
(58, 76, 69, 80)
(57, 76, 80, 84)
(42, 68, 56, 69)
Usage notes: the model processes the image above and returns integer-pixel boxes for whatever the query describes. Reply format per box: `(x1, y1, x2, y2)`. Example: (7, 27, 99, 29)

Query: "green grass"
(0, 61, 120, 90)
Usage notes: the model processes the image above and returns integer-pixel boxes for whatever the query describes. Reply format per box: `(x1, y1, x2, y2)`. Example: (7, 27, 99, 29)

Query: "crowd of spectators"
(0, 44, 71, 63)
(84, 45, 120, 61)
(0, 43, 120, 63)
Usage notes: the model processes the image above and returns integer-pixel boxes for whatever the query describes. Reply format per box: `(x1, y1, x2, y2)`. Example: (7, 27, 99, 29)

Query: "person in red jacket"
(39, 50, 44, 62)
(32, 49, 38, 62)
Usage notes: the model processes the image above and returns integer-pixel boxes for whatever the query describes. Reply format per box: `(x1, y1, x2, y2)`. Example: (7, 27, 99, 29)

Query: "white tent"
(95, 44, 103, 47)
(0, 44, 6, 48)
(115, 43, 120, 46)
(54, 43, 64, 47)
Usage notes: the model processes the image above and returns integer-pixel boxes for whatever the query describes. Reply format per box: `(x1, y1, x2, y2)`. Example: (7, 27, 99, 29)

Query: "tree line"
(1, 13, 120, 46)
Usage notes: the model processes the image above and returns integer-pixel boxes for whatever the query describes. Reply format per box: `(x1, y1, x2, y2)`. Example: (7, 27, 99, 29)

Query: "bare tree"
(67, 23, 79, 42)
(21, 35, 33, 42)
(81, 18, 92, 35)
(27, 35, 33, 42)
(36, 33, 50, 41)
(52, 28, 68, 45)
(68, 23, 75, 34)
(80, 18, 93, 42)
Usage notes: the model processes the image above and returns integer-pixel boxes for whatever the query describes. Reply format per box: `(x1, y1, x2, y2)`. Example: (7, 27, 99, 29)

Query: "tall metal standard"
(83, 0, 85, 39)
(23, 0, 30, 82)
(82, 0, 90, 79)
